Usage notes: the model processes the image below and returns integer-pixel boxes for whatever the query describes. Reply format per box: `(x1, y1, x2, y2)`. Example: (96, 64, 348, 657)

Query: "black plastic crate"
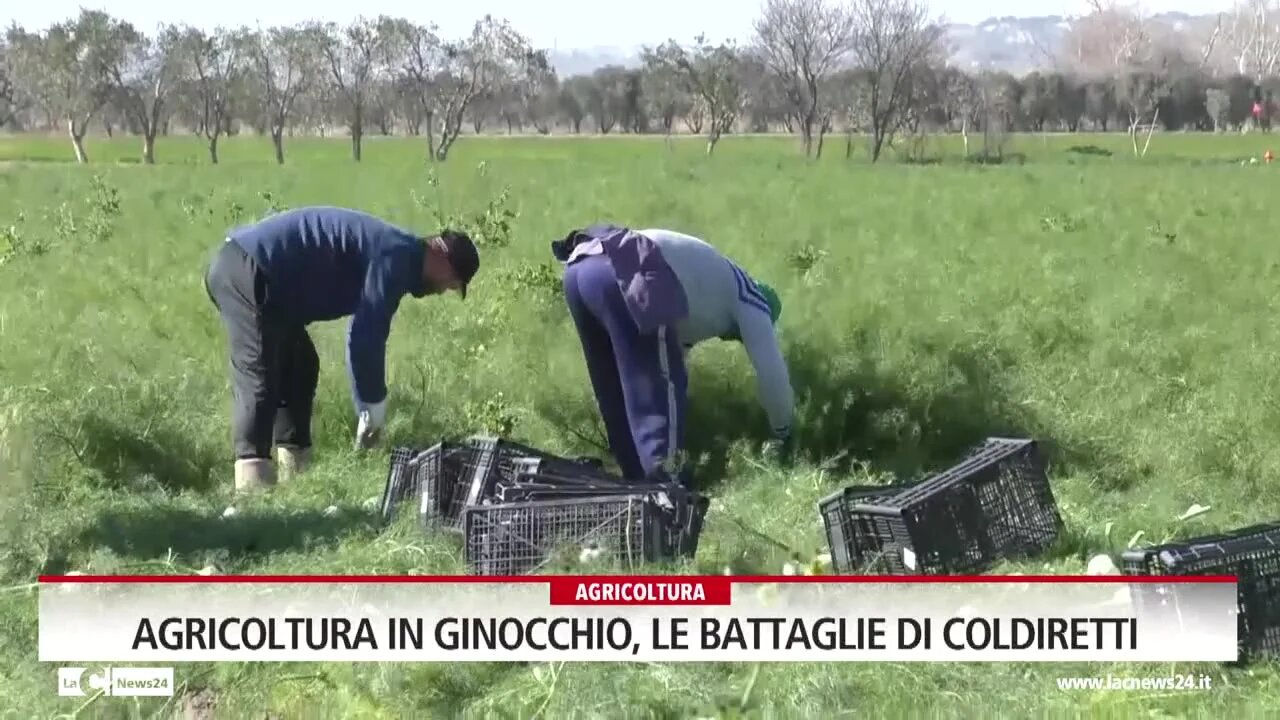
(1121, 521, 1280, 661)
(495, 483, 658, 503)
(415, 444, 473, 528)
(657, 487, 709, 560)
(380, 446, 418, 523)
(493, 469, 656, 502)
(443, 436, 619, 527)
(846, 437, 1064, 575)
(378, 442, 477, 527)
(475, 436, 610, 482)
(442, 437, 504, 530)
(462, 494, 670, 576)
(418, 436, 579, 531)
(483, 470, 707, 561)
(818, 483, 916, 574)
(380, 442, 448, 523)
(508, 455, 616, 481)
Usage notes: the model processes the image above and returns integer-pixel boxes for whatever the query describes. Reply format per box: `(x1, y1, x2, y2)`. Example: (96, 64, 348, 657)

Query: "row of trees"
(0, 1, 1277, 163)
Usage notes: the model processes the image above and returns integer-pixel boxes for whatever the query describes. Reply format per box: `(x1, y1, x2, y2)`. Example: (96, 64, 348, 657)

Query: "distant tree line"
(1, 1, 1277, 164)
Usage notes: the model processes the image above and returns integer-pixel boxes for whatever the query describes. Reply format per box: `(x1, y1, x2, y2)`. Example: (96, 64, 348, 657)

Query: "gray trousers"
(204, 240, 318, 460)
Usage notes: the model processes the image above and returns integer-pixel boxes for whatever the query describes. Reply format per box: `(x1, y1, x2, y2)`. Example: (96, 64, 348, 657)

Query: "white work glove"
(355, 399, 388, 449)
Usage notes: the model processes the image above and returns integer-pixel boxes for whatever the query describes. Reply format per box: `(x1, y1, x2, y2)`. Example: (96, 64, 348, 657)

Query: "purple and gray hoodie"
(554, 225, 794, 434)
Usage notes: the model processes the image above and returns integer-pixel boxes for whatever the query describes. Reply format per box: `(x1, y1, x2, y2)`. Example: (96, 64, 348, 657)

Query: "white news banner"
(38, 574, 1241, 663)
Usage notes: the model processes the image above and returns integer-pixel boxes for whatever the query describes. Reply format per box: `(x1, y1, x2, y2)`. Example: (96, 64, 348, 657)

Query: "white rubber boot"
(276, 445, 312, 481)
(234, 458, 276, 494)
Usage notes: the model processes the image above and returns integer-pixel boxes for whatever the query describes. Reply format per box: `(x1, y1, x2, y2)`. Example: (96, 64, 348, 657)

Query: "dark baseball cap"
(437, 229, 479, 299)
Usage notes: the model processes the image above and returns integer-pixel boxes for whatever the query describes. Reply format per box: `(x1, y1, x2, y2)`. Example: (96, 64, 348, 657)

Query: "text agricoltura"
(132, 616, 1139, 653)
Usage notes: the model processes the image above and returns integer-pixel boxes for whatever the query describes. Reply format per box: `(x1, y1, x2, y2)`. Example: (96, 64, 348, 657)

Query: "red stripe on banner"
(547, 576, 731, 605)
(35, 574, 1239, 584)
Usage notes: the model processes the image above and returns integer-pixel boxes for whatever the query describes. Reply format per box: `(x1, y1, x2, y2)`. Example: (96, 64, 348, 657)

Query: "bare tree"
(7, 15, 109, 162)
(643, 37, 743, 154)
(1063, 2, 1165, 155)
(9, 9, 1268, 147)
(382, 19, 443, 158)
(1062, 1, 1153, 75)
(558, 77, 590, 133)
(468, 88, 494, 133)
(173, 26, 242, 163)
(819, 68, 868, 157)
(245, 25, 316, 164)
(975, 71, 1015, 161)
(584, 65, 629, 133)
(753, 0, 856, 156)
(314, 17, 387, 162)
(939, 66, 980, 155)
(683, 102, 706, 133)
(812, 69, 850, 158)
(294, 77, 334, 137)
(391, 76, 424, 135)
(1206, 87, 1229, 130)
(0, 32, 22, 128)
(86, 15, 180, 164)
(1225, 1, 1280, 80)
(433, 15, 537, 161)
(640, 54, 687, 135)
(514, 51, 557, 134)
(847, 0, 946, 162)
(739, 52, 792, 132)
(365, 77, 398, 134)
(1117, 68, 1163, 155)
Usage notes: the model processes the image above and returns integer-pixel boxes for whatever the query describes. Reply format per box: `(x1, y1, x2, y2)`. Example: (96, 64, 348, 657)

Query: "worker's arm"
(735, 300, 794, 436)
(347, 252, 407, 413)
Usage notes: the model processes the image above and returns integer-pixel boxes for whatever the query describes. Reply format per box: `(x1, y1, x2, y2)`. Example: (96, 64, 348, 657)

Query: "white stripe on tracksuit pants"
(562, 252, 688, 482)
(656, 326, 679, 471)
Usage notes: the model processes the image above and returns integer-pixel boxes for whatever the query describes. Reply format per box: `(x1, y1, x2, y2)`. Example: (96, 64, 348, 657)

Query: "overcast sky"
(5, 1, 1231, 49)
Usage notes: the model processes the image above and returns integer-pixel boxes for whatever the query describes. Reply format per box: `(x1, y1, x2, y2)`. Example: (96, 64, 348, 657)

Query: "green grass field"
(4, 130, 1280, 717)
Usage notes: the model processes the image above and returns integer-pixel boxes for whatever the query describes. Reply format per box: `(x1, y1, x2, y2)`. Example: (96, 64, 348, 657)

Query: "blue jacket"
(227, 206, 427, 409)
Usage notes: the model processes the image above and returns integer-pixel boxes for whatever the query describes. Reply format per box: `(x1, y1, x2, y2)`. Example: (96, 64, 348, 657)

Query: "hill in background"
(547, 11, 1223, 77)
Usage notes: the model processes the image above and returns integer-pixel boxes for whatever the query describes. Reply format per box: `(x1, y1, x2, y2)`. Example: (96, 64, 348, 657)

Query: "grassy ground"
(4, 130, 1280, 716)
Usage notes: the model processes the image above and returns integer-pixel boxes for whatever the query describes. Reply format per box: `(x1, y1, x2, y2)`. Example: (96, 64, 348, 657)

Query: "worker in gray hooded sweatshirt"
(205, 206, 479, 493)
(553, 224, 794, 485)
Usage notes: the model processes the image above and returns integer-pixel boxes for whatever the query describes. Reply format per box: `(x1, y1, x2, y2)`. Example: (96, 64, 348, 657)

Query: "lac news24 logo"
(58, 667, 174, 697)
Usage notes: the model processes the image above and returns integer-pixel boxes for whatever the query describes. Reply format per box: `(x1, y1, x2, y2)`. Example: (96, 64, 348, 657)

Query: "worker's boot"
(276, 445, 312, 482)
(234, 458, 276, 494)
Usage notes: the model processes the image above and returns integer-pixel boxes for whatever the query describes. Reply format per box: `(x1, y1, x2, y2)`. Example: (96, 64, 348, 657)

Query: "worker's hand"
(355, 399, 388, 450)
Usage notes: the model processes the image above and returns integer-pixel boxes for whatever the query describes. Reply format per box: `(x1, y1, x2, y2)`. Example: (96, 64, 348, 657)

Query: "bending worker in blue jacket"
(205, 206, 479, 493)
(553, 224, 794, 485)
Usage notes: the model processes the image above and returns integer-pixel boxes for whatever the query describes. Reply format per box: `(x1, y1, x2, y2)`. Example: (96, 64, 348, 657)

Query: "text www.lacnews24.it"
(1056, 675, 1213, 691)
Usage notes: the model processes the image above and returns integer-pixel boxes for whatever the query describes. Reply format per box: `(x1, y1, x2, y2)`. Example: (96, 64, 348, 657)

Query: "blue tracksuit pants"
(563, 253, 688, 482)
